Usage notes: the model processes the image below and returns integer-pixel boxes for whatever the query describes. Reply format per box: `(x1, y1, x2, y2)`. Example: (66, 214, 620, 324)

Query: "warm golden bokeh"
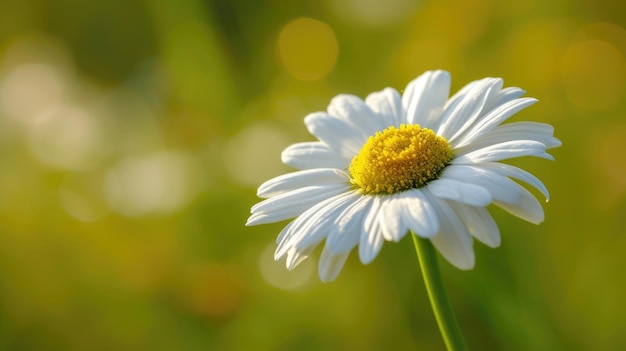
(278, 17, 339, 81)
(0, 0, 625, 350)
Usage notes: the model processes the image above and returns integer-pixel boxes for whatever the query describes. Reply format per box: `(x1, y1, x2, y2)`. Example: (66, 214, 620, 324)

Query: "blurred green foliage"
(0, 0, 625, 350)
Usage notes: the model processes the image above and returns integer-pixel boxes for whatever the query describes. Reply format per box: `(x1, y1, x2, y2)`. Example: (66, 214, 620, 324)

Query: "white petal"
(452, 98, 538, 148)
(365, 87, 404, 127)
(257, 168, 350, 198)
(454, 122, 561, 155)
(442, 165, 522, 204)
(359, 197, 385, 264)
(488, 87, 526, 110)
(328, 94, 387, 137)
(247, 184, 350, 226)
(479, 162, 550, 200)
(285, 246, 313, 270)
(437, 78, 503, 141)
(251, 183, 344, 215)
(453, 140, 553, 164)
(402, 70, 450, 129)
(281, 142, 350, 170)
(290, 192, 361, 252)
(429, 198, 475, 270)
(494, 184, 545, 224)
(304, 112, 365, 157)
(318, 248, 350, 283)
(398, 189, 439, 238)
(448, 202, 501, 248)
(380, 195, 409, 242)
(443, 166, 545, 224)
(275, 191, 358, 260)
(326, 196, 370, 254)
(427, 177, 492, 207)
(276, 220, 296, 244)
(490, 122, 561, 149)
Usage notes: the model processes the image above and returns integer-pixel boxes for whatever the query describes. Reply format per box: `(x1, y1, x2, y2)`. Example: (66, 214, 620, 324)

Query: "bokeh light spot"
(503, 20, 570, 86)
(587, 124, 626, 209)
(105, 151, 203, 217)
(259, 242, 313, 290)
(277, 17, 339, 81)
(0, 64, 67, 124)
(574, 22, 626, 53)
(27, 104, 103, 170)
(223, 124, 292, 187)
(560, 39, 626, 111)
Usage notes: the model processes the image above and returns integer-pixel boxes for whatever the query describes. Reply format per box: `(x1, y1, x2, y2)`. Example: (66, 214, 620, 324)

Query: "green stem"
(412, 233, 468, 351)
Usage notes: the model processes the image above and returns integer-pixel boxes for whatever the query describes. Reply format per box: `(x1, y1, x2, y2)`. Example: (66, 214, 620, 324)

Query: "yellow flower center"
(349, 124, 453, 195)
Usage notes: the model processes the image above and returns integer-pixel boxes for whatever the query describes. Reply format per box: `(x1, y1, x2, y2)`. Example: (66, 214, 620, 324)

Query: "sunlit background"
(0, 0, 624, 350)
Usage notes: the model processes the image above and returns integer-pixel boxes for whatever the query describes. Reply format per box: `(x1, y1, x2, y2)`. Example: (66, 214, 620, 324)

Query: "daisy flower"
(247, 70, 560, 283)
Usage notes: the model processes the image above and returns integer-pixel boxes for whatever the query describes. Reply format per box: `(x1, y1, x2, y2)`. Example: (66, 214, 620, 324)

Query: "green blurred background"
(0, 0, 624, 350)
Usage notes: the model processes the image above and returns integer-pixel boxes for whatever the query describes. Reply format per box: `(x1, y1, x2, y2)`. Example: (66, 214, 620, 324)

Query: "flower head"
(246, 70, 560, 282)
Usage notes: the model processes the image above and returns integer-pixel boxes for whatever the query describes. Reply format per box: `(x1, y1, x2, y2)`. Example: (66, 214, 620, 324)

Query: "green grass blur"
(0, 0, 625, 350)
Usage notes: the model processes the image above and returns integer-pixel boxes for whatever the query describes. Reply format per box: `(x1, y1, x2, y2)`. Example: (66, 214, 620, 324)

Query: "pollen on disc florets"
(349, 124, 453, 195)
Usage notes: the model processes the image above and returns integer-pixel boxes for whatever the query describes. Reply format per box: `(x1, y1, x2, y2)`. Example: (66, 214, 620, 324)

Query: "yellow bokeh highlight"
(560, 39, 626, 111)
(586, 124, 626, 210)
(391, 0, 490, 76)
(277, 17, 339, 81)
(503, 20, 571, 86)
(574, 22, 626, 53)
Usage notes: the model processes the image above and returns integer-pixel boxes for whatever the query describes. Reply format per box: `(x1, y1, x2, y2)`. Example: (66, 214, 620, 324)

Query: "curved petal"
(328, 94, 387, 138)
(281, 141, 350, 170)
(491, 122, 561, 149)
(479, 162, 550, 200)
(247, 184, 351, 226)
(398, 189, 439, 238)
(365, 87, 404, 128)
(291, 192, 361, 251)
(448, 202, 501, 248)
(318, 247, 350, 283)
(437, 78, 503, 141)
(441, 165, 522, 204)
(428, 197, 475, 270)
(275, 191, 359, 260)
(452, 98, 538, 148)
(453, 140, 553, 164)
(488, 86, 526, 110)
(427, 177, 492, 207)
(257, 168, 350, 198)
(275, 219, 297, 244)
(494, 184, 545, 224)
(402, 70, 451, 129)
(443, 166, 544, 224)
(454, 122, 561, 155)
(304, 112, 366, 157)
(359, 197, 385, 264)
(380, 195, 409, 242)
(285, 246, 314, 270)
(326, 196, 371, 254)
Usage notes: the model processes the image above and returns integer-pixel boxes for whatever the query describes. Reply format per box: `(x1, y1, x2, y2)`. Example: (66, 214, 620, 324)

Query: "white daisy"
(246, 70, 560, 283)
